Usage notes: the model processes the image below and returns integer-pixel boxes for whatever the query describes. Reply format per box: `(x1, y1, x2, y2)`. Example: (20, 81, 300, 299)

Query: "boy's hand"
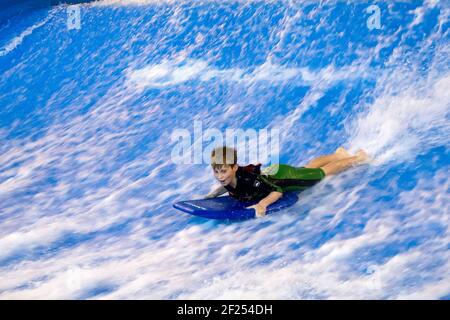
(247, 203, 267, 218)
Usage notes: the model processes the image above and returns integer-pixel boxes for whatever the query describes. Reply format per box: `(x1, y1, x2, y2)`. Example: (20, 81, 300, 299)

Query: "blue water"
(0, 0, 449, 299)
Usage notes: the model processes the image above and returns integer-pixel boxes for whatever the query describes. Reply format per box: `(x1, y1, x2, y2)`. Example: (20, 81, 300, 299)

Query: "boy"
(206, 146, 369, 217)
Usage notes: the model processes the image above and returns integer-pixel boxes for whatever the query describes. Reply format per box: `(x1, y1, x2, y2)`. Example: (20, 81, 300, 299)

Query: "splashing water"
(0, 0, 449, 299)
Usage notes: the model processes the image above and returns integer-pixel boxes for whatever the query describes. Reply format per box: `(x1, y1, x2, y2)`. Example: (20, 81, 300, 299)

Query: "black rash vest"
(224, 165, 282, 202)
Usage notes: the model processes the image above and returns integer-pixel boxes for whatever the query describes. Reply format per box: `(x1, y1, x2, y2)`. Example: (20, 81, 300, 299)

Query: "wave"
(0, 13, 53, 57)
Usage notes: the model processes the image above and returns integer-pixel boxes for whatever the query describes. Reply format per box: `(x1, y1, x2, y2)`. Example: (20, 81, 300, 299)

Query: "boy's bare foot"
(335, 146, 351, 158)
(355, 149, 370, 162)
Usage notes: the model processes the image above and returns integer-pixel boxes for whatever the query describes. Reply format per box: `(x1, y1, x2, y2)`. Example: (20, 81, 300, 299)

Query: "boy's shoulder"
(241, 163, 262, 175)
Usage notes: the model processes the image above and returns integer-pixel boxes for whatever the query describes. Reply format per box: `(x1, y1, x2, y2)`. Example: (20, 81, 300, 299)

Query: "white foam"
(1, 169, 448, 299)
(348, 73, 450, 163)
(126, 59, 209, 89)
(126, 58, 369, 91)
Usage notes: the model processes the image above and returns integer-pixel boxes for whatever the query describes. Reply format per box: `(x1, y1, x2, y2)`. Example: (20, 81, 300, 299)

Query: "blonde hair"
(211, 146, 237, 170)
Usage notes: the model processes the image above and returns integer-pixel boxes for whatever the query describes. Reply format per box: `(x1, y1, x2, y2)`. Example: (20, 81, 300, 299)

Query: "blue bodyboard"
(173, 192, 299, 220)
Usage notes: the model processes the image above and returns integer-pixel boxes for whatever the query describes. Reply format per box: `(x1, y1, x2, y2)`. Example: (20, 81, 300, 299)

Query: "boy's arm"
(205, 185, 227, 199)
(259, 191, 283, 207)
(248, 191, 283, 217)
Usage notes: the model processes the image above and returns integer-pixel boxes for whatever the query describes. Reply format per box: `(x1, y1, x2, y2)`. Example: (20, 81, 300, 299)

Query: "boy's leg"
(320, 150, 368, 176)
(304, 147, 351, 169)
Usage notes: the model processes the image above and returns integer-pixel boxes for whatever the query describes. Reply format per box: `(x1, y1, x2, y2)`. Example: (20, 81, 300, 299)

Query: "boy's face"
(213, 164, 238, 186)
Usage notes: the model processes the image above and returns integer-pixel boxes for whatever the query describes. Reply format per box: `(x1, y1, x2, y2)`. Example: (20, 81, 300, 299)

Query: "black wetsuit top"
(224, 165, 282, 202)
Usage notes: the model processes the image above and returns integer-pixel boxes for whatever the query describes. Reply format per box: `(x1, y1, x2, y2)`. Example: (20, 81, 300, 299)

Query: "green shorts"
(262, 164, 326, 192)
